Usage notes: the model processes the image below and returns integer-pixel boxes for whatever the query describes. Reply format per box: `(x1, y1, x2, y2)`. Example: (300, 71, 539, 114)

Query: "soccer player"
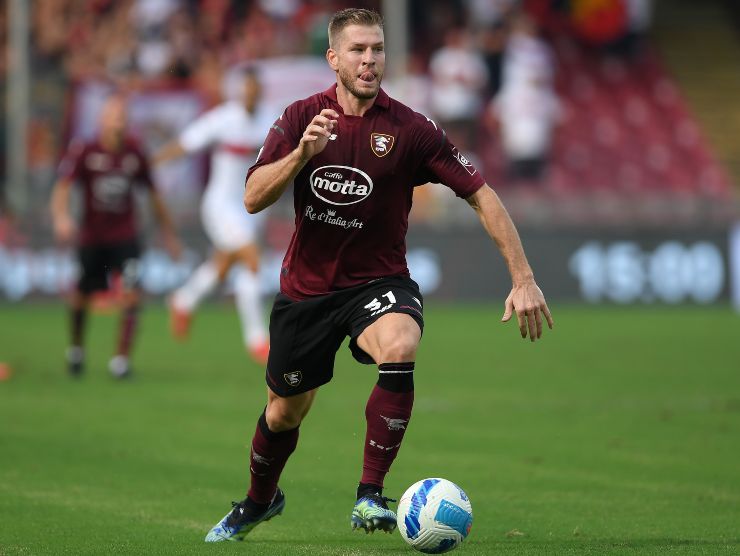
(204, 8, 553, 542)
(51, 94, 181, 378)
(154, 67, 272, 364)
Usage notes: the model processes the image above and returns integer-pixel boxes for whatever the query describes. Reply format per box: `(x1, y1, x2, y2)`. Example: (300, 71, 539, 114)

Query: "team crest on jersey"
(371, 133, 394, 157)
(283, 371, 302, 387)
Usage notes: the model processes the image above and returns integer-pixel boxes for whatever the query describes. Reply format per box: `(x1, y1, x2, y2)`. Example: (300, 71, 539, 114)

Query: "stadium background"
(1, 1, 739, 555)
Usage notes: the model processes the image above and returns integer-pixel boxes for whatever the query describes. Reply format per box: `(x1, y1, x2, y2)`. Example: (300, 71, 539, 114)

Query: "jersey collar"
(322, 83, 390, 113)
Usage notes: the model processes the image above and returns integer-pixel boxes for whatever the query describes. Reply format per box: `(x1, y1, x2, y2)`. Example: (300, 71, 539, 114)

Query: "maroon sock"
(71, 307, 87, 347)
(361, 362, 415, 488)
(116, 305, 139, 356)
(247, 410, 299, 505)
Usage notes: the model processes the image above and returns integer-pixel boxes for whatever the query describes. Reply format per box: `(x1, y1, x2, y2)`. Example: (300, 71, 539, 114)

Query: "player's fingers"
(319, 108, 340, 120)
(526, 308, 537, 342)
(501, 296, 513, 322)
(543, 303, 554, 329)
(516, 309, 526, 338)
(535, 308, 543, 339)
(310, 115, 338, 132)
(306, 123, 331, 138)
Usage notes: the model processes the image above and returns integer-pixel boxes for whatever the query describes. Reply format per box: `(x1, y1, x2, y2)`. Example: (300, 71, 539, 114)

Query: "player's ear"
(326, 48, 339, 71)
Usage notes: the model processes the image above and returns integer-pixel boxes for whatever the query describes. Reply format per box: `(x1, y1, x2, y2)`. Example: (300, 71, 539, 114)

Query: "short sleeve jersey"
(248, 84, 486, 300)
(58, 137, 154, 246)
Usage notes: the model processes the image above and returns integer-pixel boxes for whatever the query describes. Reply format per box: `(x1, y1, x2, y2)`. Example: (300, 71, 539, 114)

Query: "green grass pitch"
(1, 302, 739, 555)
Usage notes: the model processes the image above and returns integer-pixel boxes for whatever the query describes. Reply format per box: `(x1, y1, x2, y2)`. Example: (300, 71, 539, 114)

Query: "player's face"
(329, 24, 385, 100)
(242, 74, 261, 112)
(99, 97, 128, 138)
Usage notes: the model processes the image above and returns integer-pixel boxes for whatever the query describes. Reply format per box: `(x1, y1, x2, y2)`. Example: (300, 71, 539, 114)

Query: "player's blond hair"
(328, 8, 384, 48)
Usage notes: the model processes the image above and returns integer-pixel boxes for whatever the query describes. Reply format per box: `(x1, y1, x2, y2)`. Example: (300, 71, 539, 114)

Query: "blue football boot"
(205, 488, 285, 542)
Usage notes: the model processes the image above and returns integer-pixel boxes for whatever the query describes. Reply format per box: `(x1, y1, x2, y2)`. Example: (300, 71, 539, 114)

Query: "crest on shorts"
(371, 133, 394, 157)
(283, 371, 302, 387)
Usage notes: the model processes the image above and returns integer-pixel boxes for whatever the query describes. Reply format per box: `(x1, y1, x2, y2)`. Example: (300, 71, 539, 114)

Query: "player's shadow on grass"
(495, 538, 740, 550)
(241, 540, 410, 554)
(604, 538, 740, 548)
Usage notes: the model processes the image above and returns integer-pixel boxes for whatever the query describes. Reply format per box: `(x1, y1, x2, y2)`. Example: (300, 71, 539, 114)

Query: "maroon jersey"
(58, 137, 154, 246)
(248, 85, 486, 299)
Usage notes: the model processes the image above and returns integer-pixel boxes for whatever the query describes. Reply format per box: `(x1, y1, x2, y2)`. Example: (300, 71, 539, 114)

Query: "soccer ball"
(396, 478, 473, 554)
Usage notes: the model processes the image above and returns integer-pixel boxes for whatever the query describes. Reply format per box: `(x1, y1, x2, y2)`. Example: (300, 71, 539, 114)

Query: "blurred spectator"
(464, 0, 518, 28)
(489, 12, 560, 183)
(428, 27, 489, 153)
(569, 0, 628, 47)
(382, 53, 432, 117)
(618, 0, 654, 58)
(297, 0, 338, 56)
(463, 0, 519, 97)
(259, 0, 301, 20)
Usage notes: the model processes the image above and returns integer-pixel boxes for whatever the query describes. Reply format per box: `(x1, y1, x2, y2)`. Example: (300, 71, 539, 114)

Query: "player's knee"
(378, 334, 418, 363)
(265, 402, 304, 432)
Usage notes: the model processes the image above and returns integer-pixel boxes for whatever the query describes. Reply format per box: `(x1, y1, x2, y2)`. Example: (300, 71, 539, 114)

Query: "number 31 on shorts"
(364, 291, 396, 313)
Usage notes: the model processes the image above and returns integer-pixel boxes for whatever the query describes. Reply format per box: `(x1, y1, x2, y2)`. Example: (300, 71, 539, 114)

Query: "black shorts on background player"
(266, 275, 424, 397)
(77, 240, 141, 293)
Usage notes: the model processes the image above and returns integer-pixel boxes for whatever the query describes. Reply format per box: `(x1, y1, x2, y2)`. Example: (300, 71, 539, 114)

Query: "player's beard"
(338, 65, 382, 100)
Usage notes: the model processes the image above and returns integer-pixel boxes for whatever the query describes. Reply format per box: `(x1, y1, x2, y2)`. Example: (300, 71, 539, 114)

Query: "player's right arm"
(50, 177, 76, 244)
(153, 107, 221, 166)
(244, 108, 339, 214)
(152, 141, 188, 166)
(51, 139, 85, 244)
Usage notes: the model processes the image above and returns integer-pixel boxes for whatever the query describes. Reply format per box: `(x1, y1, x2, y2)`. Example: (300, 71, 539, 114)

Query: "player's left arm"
(148, 188, 182, 260)
(152, 140, 188, 166)
(153, 107, 220, 166)
(466, 184, 553, 341)
(136, 145, 182, 259)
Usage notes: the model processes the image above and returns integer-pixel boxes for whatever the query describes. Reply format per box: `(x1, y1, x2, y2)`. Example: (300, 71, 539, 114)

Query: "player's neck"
(335, 83, 376, 117)
(99, 132, 123, 152)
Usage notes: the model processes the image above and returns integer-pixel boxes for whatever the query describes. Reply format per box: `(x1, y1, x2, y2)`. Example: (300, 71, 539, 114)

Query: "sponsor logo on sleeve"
(453, 147, 476, 176)
(371, 133, 394, 157)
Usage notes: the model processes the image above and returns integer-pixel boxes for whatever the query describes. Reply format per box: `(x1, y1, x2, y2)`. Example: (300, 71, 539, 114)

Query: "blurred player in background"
(204, 8, 553, 543)
(154, 67, 272, 364)
(50, 94, 181, 379)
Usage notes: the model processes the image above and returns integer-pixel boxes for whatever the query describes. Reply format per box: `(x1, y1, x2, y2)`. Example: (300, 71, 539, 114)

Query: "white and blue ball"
(397, 478, 473, 554)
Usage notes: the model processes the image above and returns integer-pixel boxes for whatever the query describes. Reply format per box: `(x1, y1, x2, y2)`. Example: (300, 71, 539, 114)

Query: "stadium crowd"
(4, 0, 657, 187)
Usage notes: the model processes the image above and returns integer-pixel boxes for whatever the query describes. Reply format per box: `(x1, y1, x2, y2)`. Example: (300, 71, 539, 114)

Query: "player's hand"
(501, 281, 553, 342)
(296, 109, 339, 162)
(53, 216, 76, 244)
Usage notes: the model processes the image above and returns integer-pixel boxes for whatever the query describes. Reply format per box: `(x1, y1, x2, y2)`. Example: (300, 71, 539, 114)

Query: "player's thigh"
(356, 312, 422, 364)
(232, 242, 260, 273)
(347, 277, 425, 364)
(76, 245, 107, 293)
(266, 294, 345, 396)
(201, 200, 264, 253)
(105, 241, 142, 290)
